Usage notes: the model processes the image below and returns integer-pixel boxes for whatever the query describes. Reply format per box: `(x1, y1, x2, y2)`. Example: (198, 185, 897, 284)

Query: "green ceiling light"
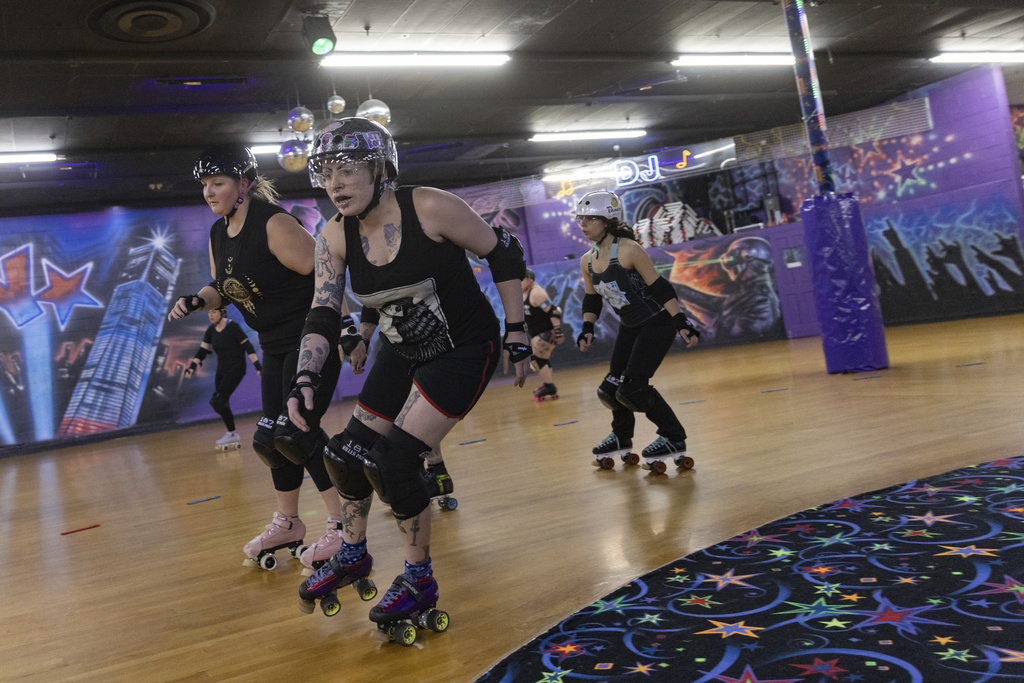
(303, 15, 336, 56)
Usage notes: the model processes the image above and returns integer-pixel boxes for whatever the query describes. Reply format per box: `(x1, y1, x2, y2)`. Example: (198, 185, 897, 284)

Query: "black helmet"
(308, 117, 398, 189)
(193, 145, 258, 182)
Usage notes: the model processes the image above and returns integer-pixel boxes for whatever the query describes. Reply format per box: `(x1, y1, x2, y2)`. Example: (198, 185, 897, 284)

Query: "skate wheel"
(397, 623, 417, 646)
(298, 598, 315, 615)
(649, 460, 667, 475)
(428, 609, 449, 633)
(675, 456, 695, 470)
(622, 452, 639, 466)
(441, 496, 458, 511)
(356, 578, 377, 601)
(291, 544, 308, 559)
(259, 553, 277, 571)
(599, 456, 614, 470)
(321, 594, 341, 617)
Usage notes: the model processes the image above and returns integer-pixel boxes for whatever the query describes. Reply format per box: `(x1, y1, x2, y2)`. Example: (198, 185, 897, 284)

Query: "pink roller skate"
(370, 573, 449, 646)
(533, 383, 559, 402)
(242, 512, 306, 571)
(298, 552, 377, 616)
(299, 516, 344, 574)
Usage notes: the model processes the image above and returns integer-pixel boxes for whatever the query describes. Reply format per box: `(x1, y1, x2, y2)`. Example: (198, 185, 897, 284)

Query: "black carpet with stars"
(478, 457, 1024, 682)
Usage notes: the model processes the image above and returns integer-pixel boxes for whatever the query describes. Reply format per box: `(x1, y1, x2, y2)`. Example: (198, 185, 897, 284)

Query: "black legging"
(259, 346, 342, 492)
(599, 310, 685, 441)
(212, 368, 245, 431)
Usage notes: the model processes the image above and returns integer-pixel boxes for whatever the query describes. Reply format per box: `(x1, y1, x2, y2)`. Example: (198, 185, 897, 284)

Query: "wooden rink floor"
(2, 315, 1023, 682)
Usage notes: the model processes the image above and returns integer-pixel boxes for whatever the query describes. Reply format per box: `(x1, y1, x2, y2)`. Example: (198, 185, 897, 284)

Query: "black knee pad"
(616, 377, 660, 413)
(597, 374, 622, 411)
(362, 427, 431, 520)
(532, 355, 550, 369)
(325, 418, 378, 501)
(273, 412, 327, 466)
(253, 416, 290, 470)
(209, 392, 229, 413)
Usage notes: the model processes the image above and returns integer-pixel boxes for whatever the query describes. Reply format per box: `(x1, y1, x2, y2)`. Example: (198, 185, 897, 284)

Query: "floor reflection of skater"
(167, 145, 355, 572)
(289, 117, 530, 641)
(523, 268, 565, 401)
(574, 190, 700, 474)
(184, 306, 262, 450)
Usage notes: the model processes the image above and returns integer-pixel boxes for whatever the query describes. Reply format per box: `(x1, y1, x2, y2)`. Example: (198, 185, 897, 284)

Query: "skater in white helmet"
(575, 190, 700, 474)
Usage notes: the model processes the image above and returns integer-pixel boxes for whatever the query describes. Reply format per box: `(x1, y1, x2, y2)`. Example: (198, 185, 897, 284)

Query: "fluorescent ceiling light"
(530, 130, 646, 143)
(250, 145, 282, 155)
(542, 166, 618, 183)
(671, 54, 794, 66)
(930, 52, 1024, 64)
(321, 52, 510, 68)
(0, 152, 59, 164)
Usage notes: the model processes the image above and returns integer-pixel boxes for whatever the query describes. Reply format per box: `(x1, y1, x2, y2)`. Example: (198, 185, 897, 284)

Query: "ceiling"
(2, 0, 1024, 215)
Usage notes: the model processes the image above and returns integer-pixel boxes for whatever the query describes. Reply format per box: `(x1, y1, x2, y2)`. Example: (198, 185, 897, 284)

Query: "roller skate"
(370, 573, 449, 646)
(641, 436, 694, 475)
(242, 512, 306, 570)
(298, 551, 377, 617)
(592, 432, 638, 470)
(299, 516, 344, 574)
(215, 431, 240, 451)
(424, 462, 458, 511)
(533, 383, 559, 402)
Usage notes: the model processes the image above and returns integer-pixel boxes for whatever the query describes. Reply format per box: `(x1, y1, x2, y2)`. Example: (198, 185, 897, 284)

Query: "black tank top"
(523, 284, 554, 337)
(344, 187, 499, 363)
(210, 199, 313, 355)
(587, 237, 662, 327)
(203, 320, 248, 373)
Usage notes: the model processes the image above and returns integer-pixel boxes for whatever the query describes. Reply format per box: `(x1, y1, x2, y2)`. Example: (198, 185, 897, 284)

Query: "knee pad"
(597, 374, 622, 411)
(273, 412, 327, 466)
(616, 377, 660, 413)
(362, 427, 431, 520)
(209, 392, 229, 413)
(253, 417, 290, 470)
(532, 355, 550, 370)
(324, 418, 378, 501)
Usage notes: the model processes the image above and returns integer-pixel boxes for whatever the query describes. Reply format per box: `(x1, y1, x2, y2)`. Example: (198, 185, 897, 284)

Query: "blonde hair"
(247, 176, 281, 205)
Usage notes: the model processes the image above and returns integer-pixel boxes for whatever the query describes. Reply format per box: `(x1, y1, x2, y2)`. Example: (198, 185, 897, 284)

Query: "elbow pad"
(483, 227, 526, 283)
(582, 293, 603, 318)
(647, 276, 677, 307)
(359, 305, 380, 327)
(241, 339, 256, 355)
(301, 306, 342, 344)
(195, 347, 210, 362)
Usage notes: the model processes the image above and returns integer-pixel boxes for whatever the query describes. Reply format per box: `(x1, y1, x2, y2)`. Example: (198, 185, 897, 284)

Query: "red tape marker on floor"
(61, 524, 100, 536)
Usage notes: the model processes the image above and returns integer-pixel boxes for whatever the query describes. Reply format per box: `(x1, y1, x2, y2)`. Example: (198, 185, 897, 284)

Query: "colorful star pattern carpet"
(478, 457, 1024, 682)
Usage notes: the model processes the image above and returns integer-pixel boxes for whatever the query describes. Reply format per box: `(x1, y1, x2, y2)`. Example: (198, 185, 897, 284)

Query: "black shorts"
(358, 337, 500, 420)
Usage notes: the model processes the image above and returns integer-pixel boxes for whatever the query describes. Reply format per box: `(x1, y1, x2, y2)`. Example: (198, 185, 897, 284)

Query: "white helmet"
(575, 191, 623, 221)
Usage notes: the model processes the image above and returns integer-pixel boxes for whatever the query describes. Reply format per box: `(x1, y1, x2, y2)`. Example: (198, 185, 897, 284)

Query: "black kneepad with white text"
(324, 418, 378, 501)
(273, 412, 328, 466)
(252, 416, 290, 469)
(361, 427, 431, 520)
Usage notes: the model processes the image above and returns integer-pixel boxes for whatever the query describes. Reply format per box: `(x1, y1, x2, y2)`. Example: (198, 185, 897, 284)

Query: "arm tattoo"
(313, 235, 345, 308)
(297, 336, 330, 374)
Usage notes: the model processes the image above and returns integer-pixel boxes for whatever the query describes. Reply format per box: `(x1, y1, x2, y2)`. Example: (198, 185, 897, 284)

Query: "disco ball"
(355, 98, 391, 126)
(288, 106, 315, 133)
(278, 139, 309, 172)
(327, 95, 346, 115)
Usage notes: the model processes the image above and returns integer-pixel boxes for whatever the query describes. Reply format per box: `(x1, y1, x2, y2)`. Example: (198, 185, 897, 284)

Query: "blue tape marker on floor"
(853, 375, 882, 381)
(460, 439, 486, 445)
(187, 496, 220, 505)
(679, 399, 707, 405)
(554, 421, 578, 427)
(956, 362, 985, 367)
(761, 388, 788, 393)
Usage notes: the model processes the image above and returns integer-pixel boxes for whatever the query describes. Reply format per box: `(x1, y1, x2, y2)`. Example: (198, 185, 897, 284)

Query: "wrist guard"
(553, 326, 565, 343)
(672, 314, 700, 338)
(577, 321, 595, 347)
(187, 360, 199, 374)
(502, 324, 531, 364)
(180, 294, 206, 314)
(253, 360, 262, 373)
(288, 370, 321, 406)
(339, 315, 363, 355)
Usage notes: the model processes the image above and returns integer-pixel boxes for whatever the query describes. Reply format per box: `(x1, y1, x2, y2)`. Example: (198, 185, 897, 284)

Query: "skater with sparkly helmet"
(288, 117, 530, 644)
(522, 269, 565, 401)
(575, 190, 700, 474)
(168, 144, 362, 572)
(183, 305, 262, 451)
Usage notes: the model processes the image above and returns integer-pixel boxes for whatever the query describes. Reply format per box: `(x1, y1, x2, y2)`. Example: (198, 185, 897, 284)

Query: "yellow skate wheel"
(428, 610, 449, 633)
(397, 623, 417, 646)
(356, 579, 377, 601)
(321, 594, 341, 617)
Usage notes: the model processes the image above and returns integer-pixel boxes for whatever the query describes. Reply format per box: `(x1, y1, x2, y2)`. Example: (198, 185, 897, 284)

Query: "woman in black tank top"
(574, 191, 701, 475)
(167, 145, 359, 572)
(287, 118, 531, 629)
